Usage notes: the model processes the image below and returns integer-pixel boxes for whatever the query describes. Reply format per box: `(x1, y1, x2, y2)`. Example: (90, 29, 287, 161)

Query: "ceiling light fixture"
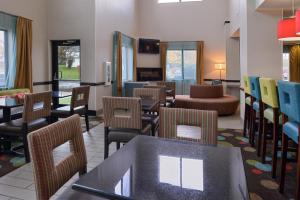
(277, 0, 300, 41)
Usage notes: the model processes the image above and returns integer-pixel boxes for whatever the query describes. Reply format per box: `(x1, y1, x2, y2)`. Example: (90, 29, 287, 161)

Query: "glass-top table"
(65, 136, 249, 200)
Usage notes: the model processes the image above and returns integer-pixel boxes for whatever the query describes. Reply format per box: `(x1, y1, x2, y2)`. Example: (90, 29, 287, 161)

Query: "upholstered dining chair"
(157, 81, 176, 106)
(28, 114, 87, 200)
(259, 78, 281, 178)
(278, 81, 300, 199)
(243, 75, 252, 137)
(0, 91, 52, 162)
(249, 76, 263, 155)
(144, 85, 167, 106)
(159, 107, 218, 145)
(133, 88, 160, 136)
(51, 86, 90, 131)
(102, 96, 152, 158)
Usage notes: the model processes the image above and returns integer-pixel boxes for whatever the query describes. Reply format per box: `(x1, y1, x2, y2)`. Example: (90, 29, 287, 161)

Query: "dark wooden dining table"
(57, 136, 249, 200)
(0, 91, 72, 122)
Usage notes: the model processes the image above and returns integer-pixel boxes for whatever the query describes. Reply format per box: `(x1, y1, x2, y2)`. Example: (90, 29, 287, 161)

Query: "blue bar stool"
(243, 75, 252, 137)
(278, 81, 300, 199)
(249, 76, 263, 156)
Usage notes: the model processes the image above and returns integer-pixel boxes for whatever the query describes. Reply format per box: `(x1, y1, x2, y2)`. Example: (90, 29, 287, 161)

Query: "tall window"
(0, 30, 6, 88)
(166, 47, 197, 94)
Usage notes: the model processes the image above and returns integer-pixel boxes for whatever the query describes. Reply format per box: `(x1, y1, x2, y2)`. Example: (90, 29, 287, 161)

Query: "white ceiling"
(257, 0, 300, 11)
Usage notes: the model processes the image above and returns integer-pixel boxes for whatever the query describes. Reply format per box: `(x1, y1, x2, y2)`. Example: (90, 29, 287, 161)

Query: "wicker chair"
(28, 115, 87, 200)
(52, 86, 90, 131)
(159, 107, 218, 145)
(103, 96, 152, 158)
(133, 88, 160, 136)
(0, 91, 52, 162)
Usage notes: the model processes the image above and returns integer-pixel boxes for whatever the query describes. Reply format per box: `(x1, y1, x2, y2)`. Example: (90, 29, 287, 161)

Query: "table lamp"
(215, 63, 225, 80)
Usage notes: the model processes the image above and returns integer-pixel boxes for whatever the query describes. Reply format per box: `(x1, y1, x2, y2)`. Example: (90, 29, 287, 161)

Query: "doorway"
(51, 40, 81, 105)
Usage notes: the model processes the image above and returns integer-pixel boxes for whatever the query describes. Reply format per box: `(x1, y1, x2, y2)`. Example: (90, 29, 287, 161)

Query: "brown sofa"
(175, 85, 239, 116)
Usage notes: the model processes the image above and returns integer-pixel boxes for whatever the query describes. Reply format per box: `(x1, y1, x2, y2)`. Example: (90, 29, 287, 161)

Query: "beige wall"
(1, 0, 49, 92)
(95, 0, 138, 110)
(137, 0, 229, 80)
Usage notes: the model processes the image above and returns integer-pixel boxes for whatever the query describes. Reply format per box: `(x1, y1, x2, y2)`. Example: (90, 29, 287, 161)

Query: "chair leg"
(79, 166, 87, 176)
(85, 114, 89, 132)
(250, 109, 256, 147)
(116, 142, 120, 150)
(243, 104, 248, 137)
(261, 118, 268, 163)
(272, 122, 279, 178)
(23, 135, 30, 163)
(280, 133, 288, 193)
(257, 107, 263, 157)
(104, 127, 109, 159)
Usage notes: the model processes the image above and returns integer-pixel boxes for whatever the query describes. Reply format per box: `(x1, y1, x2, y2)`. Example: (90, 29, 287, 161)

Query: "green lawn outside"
(59, 96, 71, 105)
(58, 65, 80, 80)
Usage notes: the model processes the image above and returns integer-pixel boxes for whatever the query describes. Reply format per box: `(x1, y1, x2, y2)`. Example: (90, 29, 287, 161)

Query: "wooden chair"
(159, 107, 218, 145)
(249, 76, 263, 155)
(28, 115, 87, 200)
(278, 81, 300, 199)
(52, 86, 90, 131)
(157, 81, 176, 106)
(259, 78, 281, 178)
(0, 91, 52, 162)
(133, 88, 160, 136)
(243, 75, 252, 138)
(102, 96, 152, 159)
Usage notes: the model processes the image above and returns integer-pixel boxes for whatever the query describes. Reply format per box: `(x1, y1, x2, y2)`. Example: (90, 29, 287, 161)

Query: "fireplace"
(137, 68, 163, 81)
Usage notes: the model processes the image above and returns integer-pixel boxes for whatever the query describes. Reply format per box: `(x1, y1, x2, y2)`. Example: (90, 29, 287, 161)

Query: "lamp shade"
(296, 10, 300, 35)
(215, 63, 225, 70)
(278, 18, 300, 41)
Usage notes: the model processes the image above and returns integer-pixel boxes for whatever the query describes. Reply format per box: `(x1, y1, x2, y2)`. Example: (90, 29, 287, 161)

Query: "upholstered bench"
(175, 85, 239, 116)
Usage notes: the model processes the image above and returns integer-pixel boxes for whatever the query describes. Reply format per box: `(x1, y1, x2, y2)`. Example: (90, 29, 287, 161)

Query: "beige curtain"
(116, 32, 123, 96)
(196, 41, 204, 84)
(133, 38, 137, 81)
(290, 45, 300, 83)
(15, 17, 33, 92)
(160, 42, 168, 81)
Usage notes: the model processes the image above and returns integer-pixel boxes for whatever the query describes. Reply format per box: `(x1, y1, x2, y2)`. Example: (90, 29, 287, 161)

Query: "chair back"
(133, 88, 160, 101)
(28, 115, 87, 200)
(249, 76, 261, 100)
(159, 107, 218, 145)
(144, 85, 166, 104)
(278, 81, 300, 123)
(243, 75, 251, 95)
(157, 81, 176, 98)
(22, 91, 52, 123)
(259, 78, 279, 108)
(71, 86, 90, 109)
(103, 96, 142, 129)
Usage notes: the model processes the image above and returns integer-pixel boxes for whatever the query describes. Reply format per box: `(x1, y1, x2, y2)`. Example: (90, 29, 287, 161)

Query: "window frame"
(166, 49, 197, 81)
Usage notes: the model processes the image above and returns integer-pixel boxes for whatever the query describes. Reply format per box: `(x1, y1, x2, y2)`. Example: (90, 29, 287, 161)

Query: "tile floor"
(0, 113, 242, 200)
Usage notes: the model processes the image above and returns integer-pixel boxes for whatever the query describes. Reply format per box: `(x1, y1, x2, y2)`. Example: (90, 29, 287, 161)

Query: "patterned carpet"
(0, 116, 103, 177)
(0, 123, 297, 199)
(218, 128, 295, 200)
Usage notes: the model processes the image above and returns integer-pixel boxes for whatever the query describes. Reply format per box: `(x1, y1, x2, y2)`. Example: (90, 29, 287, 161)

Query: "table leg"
(3, 108, 11, 122)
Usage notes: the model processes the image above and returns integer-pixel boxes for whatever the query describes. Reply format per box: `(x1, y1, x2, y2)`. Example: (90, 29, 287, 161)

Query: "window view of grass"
(58, 65, 80, 80)
(60, 96, 71, 105)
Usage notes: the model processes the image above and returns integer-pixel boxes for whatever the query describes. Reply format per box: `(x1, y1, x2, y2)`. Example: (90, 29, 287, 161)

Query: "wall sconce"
(215, 63, 226, 80)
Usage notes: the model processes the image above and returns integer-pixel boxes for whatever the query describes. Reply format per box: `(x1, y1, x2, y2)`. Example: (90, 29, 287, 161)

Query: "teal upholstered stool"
(259, 78, 281, 178)
(243, 75, 252, 137)
(278, 81, 300, 198)
(249, 76, 263, 153)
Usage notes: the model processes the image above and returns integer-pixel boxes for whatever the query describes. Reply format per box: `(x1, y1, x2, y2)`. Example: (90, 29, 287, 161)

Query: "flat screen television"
(138, 38, 160, 54)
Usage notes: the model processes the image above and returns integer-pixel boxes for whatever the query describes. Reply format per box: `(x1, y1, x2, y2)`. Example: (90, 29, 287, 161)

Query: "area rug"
(217, 128, 295, 200)
(0, 116, 103, 177)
